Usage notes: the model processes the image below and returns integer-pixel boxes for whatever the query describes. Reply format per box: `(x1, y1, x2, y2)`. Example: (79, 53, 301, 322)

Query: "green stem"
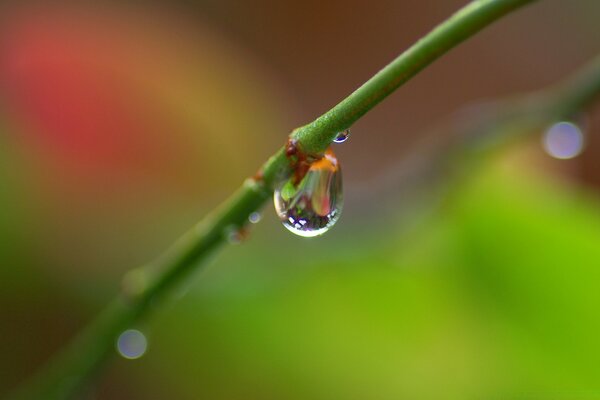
(10, 1, 539, 398)
(290, 0, 538, 155)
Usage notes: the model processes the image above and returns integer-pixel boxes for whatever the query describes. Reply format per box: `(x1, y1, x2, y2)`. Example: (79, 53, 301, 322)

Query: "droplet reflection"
(116, 329, 147, 360)
(542, 121, 585, 160)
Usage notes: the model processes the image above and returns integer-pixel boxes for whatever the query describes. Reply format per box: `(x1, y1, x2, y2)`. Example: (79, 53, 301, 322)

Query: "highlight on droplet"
(542, 121, 585, 160)
(116, 329, 148, 360)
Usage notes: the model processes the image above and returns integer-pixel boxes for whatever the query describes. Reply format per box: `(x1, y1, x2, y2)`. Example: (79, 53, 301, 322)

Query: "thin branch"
(10, 1, 540, 398)
(350, 54, 600, 219)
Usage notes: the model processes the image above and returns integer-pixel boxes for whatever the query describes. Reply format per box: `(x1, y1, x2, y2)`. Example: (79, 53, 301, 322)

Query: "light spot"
(116, 329, 147, 360)
(542, 121, 585, 160)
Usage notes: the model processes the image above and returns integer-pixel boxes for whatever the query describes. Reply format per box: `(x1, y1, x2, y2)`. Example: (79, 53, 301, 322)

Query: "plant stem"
(10, 1, 540, 398)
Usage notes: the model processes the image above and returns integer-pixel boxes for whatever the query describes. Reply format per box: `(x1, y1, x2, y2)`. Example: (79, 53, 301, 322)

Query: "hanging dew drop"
(333, 129, 350, 143)
(274, 148, 343, 237)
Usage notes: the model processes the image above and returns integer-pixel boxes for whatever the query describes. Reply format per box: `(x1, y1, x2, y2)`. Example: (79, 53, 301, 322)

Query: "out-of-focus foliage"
(100, 152, 600, 399)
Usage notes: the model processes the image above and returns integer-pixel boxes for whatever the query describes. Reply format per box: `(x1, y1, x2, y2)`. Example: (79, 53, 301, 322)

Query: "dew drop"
(274, 148, 343, 237)
(333, 129, 350, 143)
(542, 121, 585, 159)
(225, 225, 243, 244)
(116, 329, 147, 360)
(248, 212, 262, 224)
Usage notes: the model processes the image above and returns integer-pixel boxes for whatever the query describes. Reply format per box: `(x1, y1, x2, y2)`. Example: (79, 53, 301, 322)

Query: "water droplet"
(225, 225, 243, 244)
(274, 148, 343, 237)
(248, 212, 262, 224)
(333, 129, 350, 143)
(542, 121, 585, 159)
(116, 329, 147, 360)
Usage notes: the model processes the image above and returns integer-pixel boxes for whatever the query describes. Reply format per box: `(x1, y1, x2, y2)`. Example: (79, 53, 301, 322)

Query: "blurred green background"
(2, 0, 600, 398)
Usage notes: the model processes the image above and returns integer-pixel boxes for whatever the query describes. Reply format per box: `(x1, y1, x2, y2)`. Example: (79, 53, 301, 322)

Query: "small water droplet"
(542, 121, 585, 159)
(225, 225, 243, 244)
(274, 148, 343, 237)
(333, 129, 350, 143)
(248, 212, 262, 224)
(116, 329, 147, 360)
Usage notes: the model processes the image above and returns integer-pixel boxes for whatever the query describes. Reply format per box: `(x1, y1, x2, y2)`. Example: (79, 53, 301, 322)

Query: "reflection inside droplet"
(542, 121, 584, 159)
(116, 329, 147, 359)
